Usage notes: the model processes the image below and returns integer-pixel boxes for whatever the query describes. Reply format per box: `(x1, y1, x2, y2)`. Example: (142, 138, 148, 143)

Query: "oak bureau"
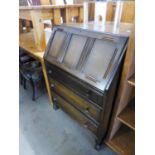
(44, 25, 128, 149)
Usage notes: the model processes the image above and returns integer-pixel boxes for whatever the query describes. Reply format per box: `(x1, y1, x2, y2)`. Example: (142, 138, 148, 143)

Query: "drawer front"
(50, 78, 101, 124)
(46, 62, 103, 107)
(52, 92, 98, 136)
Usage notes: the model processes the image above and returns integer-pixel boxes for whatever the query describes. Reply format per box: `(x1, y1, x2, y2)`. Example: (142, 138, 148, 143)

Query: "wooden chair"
(19, 48, 35, 87)
(19, 48, 45, 101)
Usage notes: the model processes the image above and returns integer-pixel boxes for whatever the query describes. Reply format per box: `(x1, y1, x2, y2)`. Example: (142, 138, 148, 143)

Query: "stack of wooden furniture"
(88, 1, 135, 22)
(105, 23, 135, 155)
(19, 2, 84, 103)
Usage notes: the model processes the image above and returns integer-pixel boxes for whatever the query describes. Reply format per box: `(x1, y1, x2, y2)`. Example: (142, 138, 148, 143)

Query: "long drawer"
(52, 92, 98, 136)
(49, 78, 101, 124)
(46, 62, 103, 108)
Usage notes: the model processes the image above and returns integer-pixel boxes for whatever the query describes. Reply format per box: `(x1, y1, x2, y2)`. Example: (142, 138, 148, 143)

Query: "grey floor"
(19, 84, 117, 155)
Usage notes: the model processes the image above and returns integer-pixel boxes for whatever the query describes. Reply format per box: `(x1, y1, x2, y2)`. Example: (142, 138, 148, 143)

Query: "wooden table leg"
(19, 19, 23, 33)
(30, 10, 46, 51)
(64, 8, 72, 23)
(41, 59, 53, 105)
(25, 20, 31, 32)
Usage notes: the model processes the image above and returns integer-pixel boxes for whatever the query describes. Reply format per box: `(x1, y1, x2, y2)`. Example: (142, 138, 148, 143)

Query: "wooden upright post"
(30, 10, 46, 51)
(53, 9, 61, 25)
(19, 19, 23, 33)
(77, 6, 84, 23)
(64, 8, 72, 23)
(25, 20, 31, 32)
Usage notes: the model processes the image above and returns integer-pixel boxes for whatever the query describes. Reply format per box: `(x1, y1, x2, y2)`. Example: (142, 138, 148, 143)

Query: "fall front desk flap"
(44, 25, 129, 92)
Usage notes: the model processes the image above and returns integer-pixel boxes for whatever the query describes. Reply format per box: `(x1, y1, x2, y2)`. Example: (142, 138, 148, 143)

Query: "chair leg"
(30, 80, 37, 101)
(40, 79, 45, 91)
(23, 79, 27, 89)
(20, 73, 23, 85)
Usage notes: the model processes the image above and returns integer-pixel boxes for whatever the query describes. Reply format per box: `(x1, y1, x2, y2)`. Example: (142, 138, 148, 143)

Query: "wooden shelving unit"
(118, 99, 135, 130)
(107, 125, 135, 155)
(105, 22, 135, 155)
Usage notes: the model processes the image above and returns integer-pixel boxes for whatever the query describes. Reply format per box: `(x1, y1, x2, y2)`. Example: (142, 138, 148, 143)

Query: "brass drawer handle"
(53, 97, 57, 102)
(84, 107, 90, 114)
(48, 70, 52, 74)
(51, 83, 55, 88)
(83, 122, 90, 129)
(86, 93, 89, 97)
(83, 123, 88, 128)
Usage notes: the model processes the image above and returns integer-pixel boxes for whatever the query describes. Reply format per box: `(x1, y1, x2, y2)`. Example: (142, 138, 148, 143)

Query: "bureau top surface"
(44, 25, 128, 92)
(63, 22, 133, 37)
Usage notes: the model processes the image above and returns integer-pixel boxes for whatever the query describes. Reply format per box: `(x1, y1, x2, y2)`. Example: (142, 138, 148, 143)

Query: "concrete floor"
(19, 84, 117, 155)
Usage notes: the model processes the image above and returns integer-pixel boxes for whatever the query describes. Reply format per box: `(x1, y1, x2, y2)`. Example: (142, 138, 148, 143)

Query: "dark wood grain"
(52, 92, 98, 136)
(44, 25, 129, 148)
(50, 78, 101, 124)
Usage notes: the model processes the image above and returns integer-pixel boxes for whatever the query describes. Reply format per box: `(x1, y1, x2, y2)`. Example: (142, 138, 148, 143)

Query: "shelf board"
(128, 74, 135, 86)
(106, 125, 135, 155)
(118, 100, 135, 130)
